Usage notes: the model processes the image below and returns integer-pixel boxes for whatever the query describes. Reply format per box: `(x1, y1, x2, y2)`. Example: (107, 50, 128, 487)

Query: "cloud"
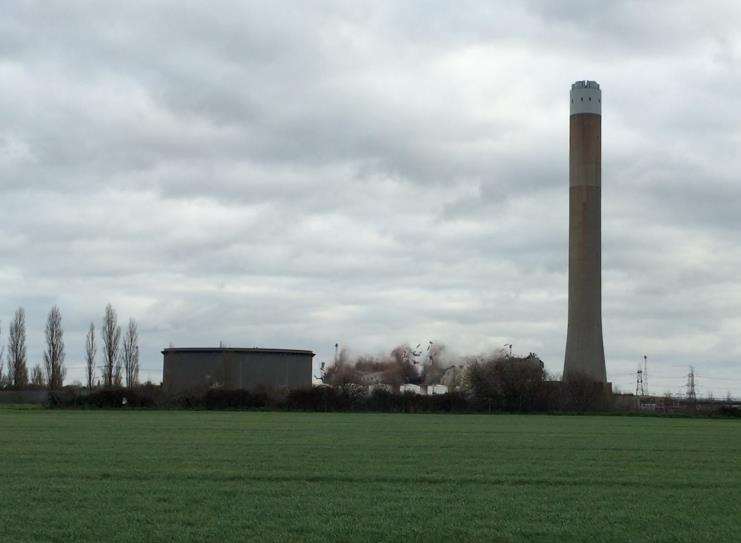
(1, 1, 740, 396)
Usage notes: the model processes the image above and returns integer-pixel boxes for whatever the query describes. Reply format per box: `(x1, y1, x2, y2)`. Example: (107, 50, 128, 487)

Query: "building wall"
(163, 350, 313, 393)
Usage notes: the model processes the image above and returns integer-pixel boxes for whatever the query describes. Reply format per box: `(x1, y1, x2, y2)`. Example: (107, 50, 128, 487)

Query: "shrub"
(51, 387, 159, 408)
(559, 373, 613, 411)
(284, 385, 366, 412)
(711, 405, 741, 418)
(201, 389, 269, 409)
(466, 354, 550, 412)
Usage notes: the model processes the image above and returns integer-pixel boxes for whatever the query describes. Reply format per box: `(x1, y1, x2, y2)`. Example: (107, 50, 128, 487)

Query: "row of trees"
(0, 303, 140, 390)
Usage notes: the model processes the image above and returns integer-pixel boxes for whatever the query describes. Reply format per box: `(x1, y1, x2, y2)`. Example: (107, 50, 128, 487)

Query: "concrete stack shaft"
(564, 80, 606, 382)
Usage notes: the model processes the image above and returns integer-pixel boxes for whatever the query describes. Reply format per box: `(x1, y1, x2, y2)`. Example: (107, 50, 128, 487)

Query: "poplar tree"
(43, 305, 66, 389)
(122, 318, 139, 388)
(101, 304, 122, 387)
(7, 308, 28, 389)
(85, 323, 97, 389)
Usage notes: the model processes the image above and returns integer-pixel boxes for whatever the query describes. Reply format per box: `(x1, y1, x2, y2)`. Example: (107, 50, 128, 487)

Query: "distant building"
(427, 384, 448, 395)
(162, 347, 314, 393)
(400, 384, 422, 394)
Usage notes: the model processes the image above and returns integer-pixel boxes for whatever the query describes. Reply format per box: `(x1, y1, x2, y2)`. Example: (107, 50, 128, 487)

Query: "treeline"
(0, 303, 140, 390)
(46, 380, 620, 413)
(50, 382, 740, 416)
(50, 353, 615, 413)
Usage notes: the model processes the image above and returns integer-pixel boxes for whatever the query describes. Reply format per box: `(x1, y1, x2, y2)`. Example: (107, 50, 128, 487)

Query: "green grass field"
(1, 408, 739, 542)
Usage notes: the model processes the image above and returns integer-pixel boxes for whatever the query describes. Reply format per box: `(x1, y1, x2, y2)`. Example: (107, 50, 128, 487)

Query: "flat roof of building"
(162, 347, 315, 356)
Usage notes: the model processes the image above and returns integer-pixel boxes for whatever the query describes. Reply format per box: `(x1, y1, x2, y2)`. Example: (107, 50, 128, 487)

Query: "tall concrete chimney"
(564, 80, 606, 382)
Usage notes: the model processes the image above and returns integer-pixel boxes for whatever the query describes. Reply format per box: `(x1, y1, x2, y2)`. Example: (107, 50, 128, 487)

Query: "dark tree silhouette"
(101, 304, 122, 387)
(30, 364, 45, 388)
(43, 305, 66, 389)
(85, 322, 97, 389)
(0, 322, 6, 388)
(7, 308, 28, 389)
(122, 318, 139, 388)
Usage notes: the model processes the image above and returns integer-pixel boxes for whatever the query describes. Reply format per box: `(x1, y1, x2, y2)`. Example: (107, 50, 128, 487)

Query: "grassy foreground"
(1, 409, 739, 542)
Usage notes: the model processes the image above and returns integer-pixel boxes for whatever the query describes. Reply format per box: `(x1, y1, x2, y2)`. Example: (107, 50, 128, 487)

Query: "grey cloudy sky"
(2, 1, 740, 396)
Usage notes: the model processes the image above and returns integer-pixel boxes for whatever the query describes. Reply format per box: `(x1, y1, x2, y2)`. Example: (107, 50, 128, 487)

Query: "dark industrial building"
(162, 347, 314, 393)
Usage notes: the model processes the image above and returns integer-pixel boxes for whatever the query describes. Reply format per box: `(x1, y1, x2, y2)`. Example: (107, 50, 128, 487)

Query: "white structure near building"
(400, 384, 422, 394)
(427, 384, 448, 395)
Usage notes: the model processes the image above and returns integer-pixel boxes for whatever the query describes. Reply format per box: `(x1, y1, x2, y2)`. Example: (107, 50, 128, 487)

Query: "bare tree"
(85, 322, 97, 389)
(43, 305, 66, 389)
(122, 318, 140, 388)
(0, 322, 6, 389)
(7, 308, 28, 389)
(30, 364, 46, 388)
(466, 352, 549, 411)
(101, 304, 122, 387)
